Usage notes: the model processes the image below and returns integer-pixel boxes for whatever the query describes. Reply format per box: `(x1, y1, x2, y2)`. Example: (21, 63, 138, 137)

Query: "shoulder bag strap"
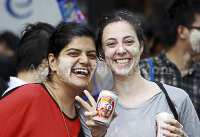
(148, 58, 154, 82)
(156, 82, 179, 121)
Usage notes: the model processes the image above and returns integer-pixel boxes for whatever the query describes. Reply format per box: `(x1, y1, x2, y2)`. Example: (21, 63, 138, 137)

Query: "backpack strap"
(156, 82, 179, 121)
(148, 58, 154, 82)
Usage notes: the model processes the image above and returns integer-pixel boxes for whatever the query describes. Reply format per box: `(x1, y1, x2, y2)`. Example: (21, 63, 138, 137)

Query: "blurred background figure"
(0, 31, 19, 83)
(140, 22, 166, 59)
(2, 22, 54, 96)
(140, 0, 200, 118)
(0, 76, 8, 96)
(0, 31, 19, 57)
(56, 0, 84, 23)
(0, 0, 61, 96)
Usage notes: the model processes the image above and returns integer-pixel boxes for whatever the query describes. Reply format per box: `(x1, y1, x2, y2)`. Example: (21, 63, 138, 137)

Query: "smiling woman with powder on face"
(92, 9, 200, 137)
(0, 21, 115, 137)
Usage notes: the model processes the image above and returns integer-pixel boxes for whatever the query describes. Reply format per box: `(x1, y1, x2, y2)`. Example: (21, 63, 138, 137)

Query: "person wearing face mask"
(92, 9, 200, 137)
(1, 22, 53, 97)
(0, 21, 115, 137)
(140, 0, 200, 119)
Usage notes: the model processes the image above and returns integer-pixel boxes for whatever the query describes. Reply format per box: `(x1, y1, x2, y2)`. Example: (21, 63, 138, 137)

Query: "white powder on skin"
(105, 51, 133, 77)
(102, 21, 141, 77)
(56, 56, 97, 87)
(105, 52, 116, 74)
(75, 63, 97, 87)
(105, 45, 140, 77)
(117, 47, 126, 53)
(123, 46, 140, 77)
(57, 56, 72, 84)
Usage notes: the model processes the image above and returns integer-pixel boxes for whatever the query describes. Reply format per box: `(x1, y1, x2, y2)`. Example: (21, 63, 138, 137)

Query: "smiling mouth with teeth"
(73, 69, 89, 75)
(115, 59, 130, 64)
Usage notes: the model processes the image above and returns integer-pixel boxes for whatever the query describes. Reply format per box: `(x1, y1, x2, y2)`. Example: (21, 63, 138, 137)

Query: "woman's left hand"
(75, 90, 118, 137)
(161, 118, 188, 137)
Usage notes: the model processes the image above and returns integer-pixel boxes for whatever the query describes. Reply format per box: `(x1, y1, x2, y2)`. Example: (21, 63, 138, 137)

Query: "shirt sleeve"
(179, 95, 200, 137)
(78, 105, 91, 137)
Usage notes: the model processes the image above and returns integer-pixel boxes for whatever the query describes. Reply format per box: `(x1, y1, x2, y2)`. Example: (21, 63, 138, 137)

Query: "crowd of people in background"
(2, 22, 54, 96)
(0, 0, 200, 136)
(0, 31, 19, 95)
(140, 0, 200, 119)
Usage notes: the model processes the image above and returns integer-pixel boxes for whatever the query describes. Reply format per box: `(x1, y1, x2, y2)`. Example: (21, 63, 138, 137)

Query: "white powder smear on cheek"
(105, 52, 116, 73)
(124, 46, 139, 76)
(57, 56, 72, 83)
(105, 52, 111, 64)
(105, 51, 129, 76)
(190, 29, 200, 52)
(125, 62, 134, 77)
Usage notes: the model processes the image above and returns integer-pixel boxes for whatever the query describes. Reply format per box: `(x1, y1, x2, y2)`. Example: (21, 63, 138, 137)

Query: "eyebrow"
(105, 38, 117, 43)
(66, 48, 96, 54)
(66, 48, 82, 52)
(104, 36, 135, 43)
(123, 36, 135, 39)
(87, 50, 96, 54)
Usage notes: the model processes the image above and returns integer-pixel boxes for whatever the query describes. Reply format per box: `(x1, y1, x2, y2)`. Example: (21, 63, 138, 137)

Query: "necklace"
(44, 82, 70, 137)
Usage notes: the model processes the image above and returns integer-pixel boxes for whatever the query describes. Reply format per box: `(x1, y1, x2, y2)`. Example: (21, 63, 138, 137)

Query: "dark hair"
(0, 31, 20, 51)
(96, 9, 148, 60)
(17, 22, 54, 72)
(161, 0, 200, 47)
(47, 21, 96, 80)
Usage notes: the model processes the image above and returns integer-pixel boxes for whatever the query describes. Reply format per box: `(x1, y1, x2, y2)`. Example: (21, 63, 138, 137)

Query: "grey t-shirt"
(107, 83, 200, 137)
(80, 83, 200, 137)
(78, 107, 91, 137)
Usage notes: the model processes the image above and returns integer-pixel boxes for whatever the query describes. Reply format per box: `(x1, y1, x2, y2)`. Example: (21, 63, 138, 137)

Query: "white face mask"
(190, 29, 200, 53)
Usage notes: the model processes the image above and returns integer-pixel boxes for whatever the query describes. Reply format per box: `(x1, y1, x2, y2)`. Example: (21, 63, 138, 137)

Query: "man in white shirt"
(2, 22, 54, 96)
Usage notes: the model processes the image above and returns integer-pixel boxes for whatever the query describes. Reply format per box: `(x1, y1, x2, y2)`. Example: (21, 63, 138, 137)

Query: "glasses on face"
(185, 26, 200, 30)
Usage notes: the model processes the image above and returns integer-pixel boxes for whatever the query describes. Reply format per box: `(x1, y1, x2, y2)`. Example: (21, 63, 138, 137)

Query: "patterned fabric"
(140, 50, 200, 119)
